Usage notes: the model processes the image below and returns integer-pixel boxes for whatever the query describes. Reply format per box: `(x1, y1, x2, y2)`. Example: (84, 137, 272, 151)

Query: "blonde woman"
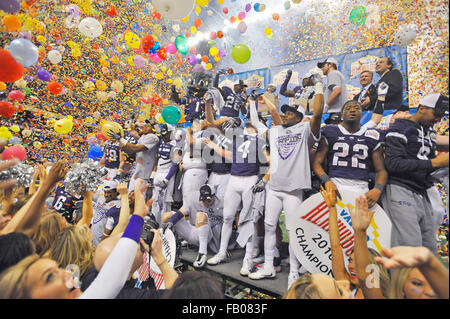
(375, 246, 448, 299)
(0, 179, 151, 299)
(31, 211, 66, 256)
(46, 225, 94, 281)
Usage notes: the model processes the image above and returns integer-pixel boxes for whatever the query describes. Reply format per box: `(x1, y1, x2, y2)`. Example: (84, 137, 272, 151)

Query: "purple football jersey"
(203, 128, 232, 174)
(322, 125, 382, 181)
(102, 142, 121, 169)
(230, 127, 267, 176)
(182, 93, 205, 122)
(220, 87, 246, 118)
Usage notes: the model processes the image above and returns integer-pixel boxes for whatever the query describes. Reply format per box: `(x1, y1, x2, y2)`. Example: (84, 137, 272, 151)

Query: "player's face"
(342, 102, 362, 123)
(202, 197, 215, 207)
(359, 72, 372, 86)
(104, 189, 118, 202)
(321, 63, 331, 76)
(420, 107, 442, 127)
(282, 111, 302, 127)
(234, 84, 243, 93)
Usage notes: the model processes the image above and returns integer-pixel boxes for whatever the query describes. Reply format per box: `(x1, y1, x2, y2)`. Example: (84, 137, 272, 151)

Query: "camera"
(141, 216, 160, 251)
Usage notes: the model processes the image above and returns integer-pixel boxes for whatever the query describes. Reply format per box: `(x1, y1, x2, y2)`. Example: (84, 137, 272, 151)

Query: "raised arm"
(350, 195, 386, 299)
(375, 246, 449, 299)
(279, 70, 295, 97)
(309, 77, 325, 138)
(319, 186, 351, 282)
(261, 95, 283, 126)
(76, 191, 93, 228)
(203, 138, 233, 161)
(6, 161, 67, 236)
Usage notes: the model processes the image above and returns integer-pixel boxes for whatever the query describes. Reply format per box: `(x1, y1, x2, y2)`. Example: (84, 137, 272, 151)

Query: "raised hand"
(319, 185, 336, 208)
(116, 182, 128, 196)
(46, 160, 68, 185)
(134, 179, 149, 218)
(374, 246, 432, 269)
(377, 82, 389, 98)
(349, 195, 375, 232)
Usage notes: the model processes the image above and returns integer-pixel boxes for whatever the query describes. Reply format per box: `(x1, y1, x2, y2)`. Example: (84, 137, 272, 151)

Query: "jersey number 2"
(332, 142, 368, 169)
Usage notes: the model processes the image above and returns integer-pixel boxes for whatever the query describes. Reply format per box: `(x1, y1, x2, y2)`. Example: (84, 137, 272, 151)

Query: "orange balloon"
(273, 13, 280, 21)
(217, 31, 224, 38)
(3, 15, 21, 31)
(230, 16, 236, 24)
(194, 18, 202, 28)
(202, 56, 209, 63)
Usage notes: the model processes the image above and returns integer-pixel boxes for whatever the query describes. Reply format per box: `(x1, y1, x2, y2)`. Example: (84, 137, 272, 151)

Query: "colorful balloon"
(78, 17, 103, 38)
(9, 39, 39, 67)
(231, 44, 251, 64)
(175, 35, 189, 55)
(1, 145, 26, 161)
(162, 106, 182, 125)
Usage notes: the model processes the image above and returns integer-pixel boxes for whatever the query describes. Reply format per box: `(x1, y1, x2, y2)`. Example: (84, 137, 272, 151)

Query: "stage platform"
(180, 246, 289, 299)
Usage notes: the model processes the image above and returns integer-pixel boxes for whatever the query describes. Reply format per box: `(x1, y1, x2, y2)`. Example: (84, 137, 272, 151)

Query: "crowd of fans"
(0, 55, 448, 299)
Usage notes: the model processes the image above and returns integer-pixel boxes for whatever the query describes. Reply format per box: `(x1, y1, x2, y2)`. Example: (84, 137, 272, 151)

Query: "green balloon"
(231, 43, 251, 64)
(175, 35, 189, 55)
(162, 106, 182, 125)
(349, 6, 367, 26)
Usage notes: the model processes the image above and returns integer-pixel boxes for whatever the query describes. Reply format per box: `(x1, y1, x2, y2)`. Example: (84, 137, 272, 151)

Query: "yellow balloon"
(124, 32, 140, 49)
(127, 56, 135, 66)
(10, 125, 20, 133)
(167, 70, 173, 77)
(173, 78, 182, 89)
(84, 81, 95, 91)
(36, 35, 46, 44)
(265, 27, 272, 35)
(0, 81, 6, 90)
(195, 7, 201, 15)
(190, 26, 197, 34)
(196, 0, 210, 6)
(214, 56, 221, 62)
(181, 16, 189, 22)
(72, 49, 81, 57)
(33, 141, 42, 149)
(218, 0, 224, 4)
(101, 121, 123, 138)
(160, 66, 167, 72)
(96, 80, 107, 91)
(205, 63, 212, 70)
(0, 127, 13, 141)
(210, 47, 218, 56)
(156, 72, 163, 80)
(54, 117, 73, 134)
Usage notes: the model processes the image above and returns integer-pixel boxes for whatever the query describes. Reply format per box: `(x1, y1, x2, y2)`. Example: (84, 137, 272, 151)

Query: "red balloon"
(0, 48, 24, 83)
(8, 90, 25, 101)
(141, 35, 155, 52)
(1, 145, 27, 161)
(48, 81, 62, 95)
(157, 47, 167, 60)
(106, 6, 117, 17)
(96, 132, 107, 141)
(0, 101, 15, 118)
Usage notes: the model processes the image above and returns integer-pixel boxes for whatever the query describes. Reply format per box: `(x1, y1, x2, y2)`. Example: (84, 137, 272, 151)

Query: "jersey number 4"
(238, 140, 251, 159)
(332, 142, 368, 169)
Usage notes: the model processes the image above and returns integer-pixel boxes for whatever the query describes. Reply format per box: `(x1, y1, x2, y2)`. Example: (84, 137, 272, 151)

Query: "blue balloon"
(153, 41, 161, 51)
(87, 145, 103, 161)
(9, 38, 39, 67)
(254, 3, 260, 11)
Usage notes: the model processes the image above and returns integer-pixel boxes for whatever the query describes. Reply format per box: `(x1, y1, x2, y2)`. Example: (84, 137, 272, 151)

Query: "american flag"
(136, 252, 165, 290)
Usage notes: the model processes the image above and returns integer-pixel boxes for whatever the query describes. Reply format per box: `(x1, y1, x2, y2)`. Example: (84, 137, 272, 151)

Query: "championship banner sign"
(287, 190, 392, 276)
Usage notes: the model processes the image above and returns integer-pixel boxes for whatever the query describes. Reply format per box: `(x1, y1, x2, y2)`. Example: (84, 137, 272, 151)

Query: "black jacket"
(353, 84, 377, 110)
(384, 119, 437, 193)
(375, 69, 404, 110)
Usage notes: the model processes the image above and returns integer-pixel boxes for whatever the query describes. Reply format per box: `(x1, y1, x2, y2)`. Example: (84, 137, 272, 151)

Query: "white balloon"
(394, 24, 417, 47)
(152, 0, 195, 19)
(172, 24, 180, 33)
(48, 50, 62, 64)
(78, 17, 103, 38)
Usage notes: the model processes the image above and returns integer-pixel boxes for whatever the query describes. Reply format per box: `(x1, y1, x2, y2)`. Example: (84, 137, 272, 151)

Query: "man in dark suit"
(353, 70, 377, 111)
(375, 57, 404, 110)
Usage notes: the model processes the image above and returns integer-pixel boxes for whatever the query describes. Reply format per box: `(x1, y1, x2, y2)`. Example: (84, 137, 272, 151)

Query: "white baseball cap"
(419, 93, 449, 116)
(103, 180, 118, 190)
(325, 57, 338, 66)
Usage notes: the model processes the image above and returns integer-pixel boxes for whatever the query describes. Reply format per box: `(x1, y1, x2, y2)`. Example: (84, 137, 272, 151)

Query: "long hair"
(0, 232, 35, 274)
(283, 273, 322, 299)
(47, 225, 94, 278)
(389, 268, 412, 299)
(367, 248, 391, 298)
(31, 211, 64, 256)
(0, 254, 40, 299)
